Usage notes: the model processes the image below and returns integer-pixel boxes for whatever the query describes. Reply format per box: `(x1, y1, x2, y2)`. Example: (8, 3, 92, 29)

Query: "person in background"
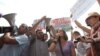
(43, 33, 48, 42)
(72, 31, 90, 56)
(28, 29, 49, 56)
(49, 28, 76, 56)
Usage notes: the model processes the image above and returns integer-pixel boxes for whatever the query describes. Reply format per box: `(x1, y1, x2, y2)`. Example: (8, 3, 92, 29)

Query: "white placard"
(70, 0, 96, 20)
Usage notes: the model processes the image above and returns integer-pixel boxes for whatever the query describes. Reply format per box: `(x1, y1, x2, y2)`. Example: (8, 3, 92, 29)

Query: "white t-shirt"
(76, 42, 91, 56)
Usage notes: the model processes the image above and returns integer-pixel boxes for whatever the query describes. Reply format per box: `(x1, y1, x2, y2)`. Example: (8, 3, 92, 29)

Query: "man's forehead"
(19, 24, 27, 27)
(21, 24, 27, 26)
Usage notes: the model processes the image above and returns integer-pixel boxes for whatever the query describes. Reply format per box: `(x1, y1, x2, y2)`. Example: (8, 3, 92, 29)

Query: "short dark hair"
(19, 23, 28, 30)
(73, 31, 80, 35)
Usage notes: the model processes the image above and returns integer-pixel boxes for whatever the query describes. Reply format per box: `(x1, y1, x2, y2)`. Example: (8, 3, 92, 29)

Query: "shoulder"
(15, 34, 28, 38)
(15, 34, 29, 45)
(67, 41, 73, 44)
(67, 41, 74, 46)
(15, 34, 29, 41)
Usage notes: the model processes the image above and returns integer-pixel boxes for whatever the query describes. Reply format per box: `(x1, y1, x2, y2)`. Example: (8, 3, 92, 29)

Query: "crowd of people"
(0, 12, 100, 56)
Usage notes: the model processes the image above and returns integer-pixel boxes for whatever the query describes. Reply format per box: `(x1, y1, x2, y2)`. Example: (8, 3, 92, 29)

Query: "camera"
(74, 36, 85, 43)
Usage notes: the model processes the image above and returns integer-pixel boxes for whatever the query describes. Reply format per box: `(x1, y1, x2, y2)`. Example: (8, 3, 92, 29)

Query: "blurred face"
(36, 30, 44, 39)
(87, 16, 99, 27)
(72, 33, 79, 39)
(57, 29, 64, 37)
(26, 27, 33, 36)
(18, 24, 27, 34)
(44, 34, 48, 41)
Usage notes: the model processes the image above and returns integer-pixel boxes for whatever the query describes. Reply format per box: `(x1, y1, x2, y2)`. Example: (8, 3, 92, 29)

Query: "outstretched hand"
(41, 16, 46, 20)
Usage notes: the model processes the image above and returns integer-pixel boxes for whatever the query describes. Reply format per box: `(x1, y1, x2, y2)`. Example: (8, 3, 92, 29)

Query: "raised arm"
(49, 26, 56, 38)
(48, 32, 59, 52)
(45, 17, 56, 38)
(30, 16, 46, 35)
(3, 32, 29, 45)
(74, 20, 91, 34)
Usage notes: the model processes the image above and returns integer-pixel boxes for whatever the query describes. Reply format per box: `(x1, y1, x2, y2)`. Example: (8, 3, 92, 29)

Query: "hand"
(74, 20, 82, 27)
(3, 32, 11, 41)
(85, 38, 94, 43)
(41, 16, 46, 20)
(55, 33, 60, 40)
(45, 18, 51, 23)
(4, 32, 11, 37)
(79, 37, 86, 42)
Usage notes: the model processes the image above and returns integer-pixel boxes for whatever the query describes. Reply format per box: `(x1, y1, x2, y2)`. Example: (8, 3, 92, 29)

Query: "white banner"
(70, 0, 96, 20)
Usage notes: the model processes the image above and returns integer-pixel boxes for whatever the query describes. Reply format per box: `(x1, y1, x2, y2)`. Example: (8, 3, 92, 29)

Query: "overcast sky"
(0, 0, 99, 26)
(0, 0, 77, 26)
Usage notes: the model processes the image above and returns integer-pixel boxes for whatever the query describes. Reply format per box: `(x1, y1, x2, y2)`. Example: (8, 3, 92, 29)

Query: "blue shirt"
(0, 34, 29, 56)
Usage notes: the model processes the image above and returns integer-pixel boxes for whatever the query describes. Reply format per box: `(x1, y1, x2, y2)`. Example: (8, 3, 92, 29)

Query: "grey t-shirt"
(29, 37, 49, 56)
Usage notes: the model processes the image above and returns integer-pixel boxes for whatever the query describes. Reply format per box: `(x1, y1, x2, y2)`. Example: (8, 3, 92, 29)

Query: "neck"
(37, 36, 42, 40)
(60, 37, 66, 43)
(18, 33, 24, 35)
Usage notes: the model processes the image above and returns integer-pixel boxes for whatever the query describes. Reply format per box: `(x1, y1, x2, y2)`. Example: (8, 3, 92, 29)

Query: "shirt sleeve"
(15, 34, 29, 45)
(69, 41, 75, 48)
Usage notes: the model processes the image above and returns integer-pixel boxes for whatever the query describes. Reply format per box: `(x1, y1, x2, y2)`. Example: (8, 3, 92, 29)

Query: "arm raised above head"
(30, 16, 46, 35)
(74, 20, 91, 34)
